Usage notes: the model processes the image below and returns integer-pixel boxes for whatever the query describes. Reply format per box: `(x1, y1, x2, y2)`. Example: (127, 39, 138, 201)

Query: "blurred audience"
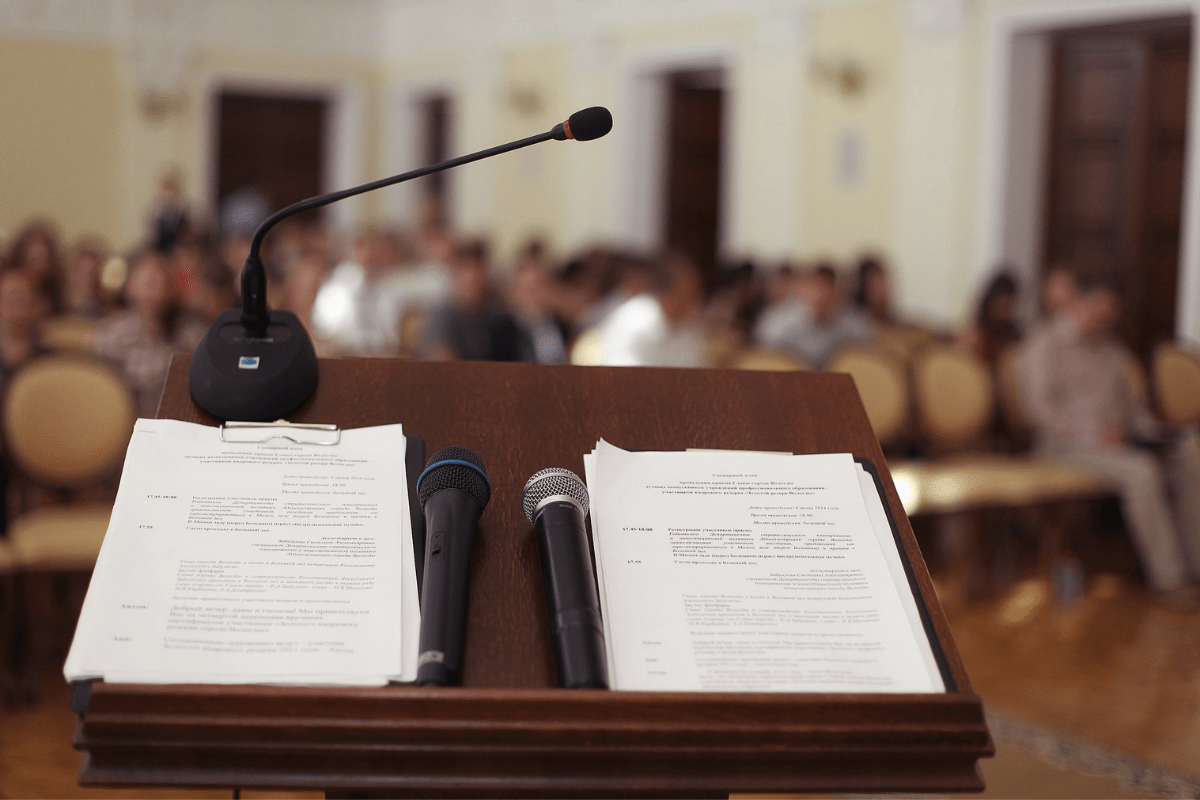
(588, 253, 666, 366)
(149, 169, 191, 255)
(650, 251, 709, 368)
(706, 260, 766, 346)
(1020, 274, 1200, 606)
(91, 246, 207, 417)
(423, 239, 533, 362)
(1042, 264, 1079, 317)
(852, 255, 895, 327)
(0, 269, 51, 385)
(5, 218, 64, 313)
(62, 235, 114, 319)
(754, 263, 875, 368)
(959, 270, 1021, 368)
(311, 226, 450, 356)
(507, 239, 568, 364)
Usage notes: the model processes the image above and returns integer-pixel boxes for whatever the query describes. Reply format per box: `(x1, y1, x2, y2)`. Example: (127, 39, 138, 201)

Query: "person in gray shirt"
(754, 264, 875, 369)
(1020, 275, 1200, 605)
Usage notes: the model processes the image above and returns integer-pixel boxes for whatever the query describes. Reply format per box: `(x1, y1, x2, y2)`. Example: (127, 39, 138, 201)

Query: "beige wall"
(0, 39, 121, 249)
(801, 2, 900, 266)
(4, 0, 1199, 336)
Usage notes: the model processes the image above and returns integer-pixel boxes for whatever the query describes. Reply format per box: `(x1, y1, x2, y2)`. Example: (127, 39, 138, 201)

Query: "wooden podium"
(73, 356, 993, 797)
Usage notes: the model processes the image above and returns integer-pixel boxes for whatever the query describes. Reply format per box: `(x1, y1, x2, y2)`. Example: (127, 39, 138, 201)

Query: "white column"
(727, 3, 808, 261)
(891, 3, 971, 325)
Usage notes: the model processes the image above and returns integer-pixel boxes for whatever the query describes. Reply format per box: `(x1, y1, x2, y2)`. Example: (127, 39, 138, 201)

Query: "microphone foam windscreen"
(568, 107, 613, 142)
(521, 467, 590, 523)
(418, 445, 492, 510)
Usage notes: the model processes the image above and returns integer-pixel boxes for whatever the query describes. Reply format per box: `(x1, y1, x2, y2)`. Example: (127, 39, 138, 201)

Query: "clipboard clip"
(220, 419, 341, 446)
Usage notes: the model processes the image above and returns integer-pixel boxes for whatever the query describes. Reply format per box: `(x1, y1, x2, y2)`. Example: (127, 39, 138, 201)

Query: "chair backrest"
(1153, 341, 1200, 426)
(827, 347, 909, 446)
(874, 323, 938, 366)
(705, 327, 742, 368)
(3, 355, 136, 487)
(728, 348, 808, 372)
(911, 344, 994, 452)
(569, 327, 603, 366)
(39, 315, 97, 352)
(398, 309, 428, 358)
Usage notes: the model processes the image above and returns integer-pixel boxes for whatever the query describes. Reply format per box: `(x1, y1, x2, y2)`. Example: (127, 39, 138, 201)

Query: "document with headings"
(64, 419, 420, 686)
(583, 440, 944, 693)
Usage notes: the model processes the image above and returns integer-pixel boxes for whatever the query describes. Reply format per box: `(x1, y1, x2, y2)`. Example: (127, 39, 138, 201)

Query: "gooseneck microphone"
(188, 106, 614, 421)
(522, 468, 608, 689)
(416, 446, 492, 686)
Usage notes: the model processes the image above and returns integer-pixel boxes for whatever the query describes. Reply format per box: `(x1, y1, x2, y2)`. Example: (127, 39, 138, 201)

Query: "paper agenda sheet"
(64, 419, 420, 686)
(584, 441, 944, 693)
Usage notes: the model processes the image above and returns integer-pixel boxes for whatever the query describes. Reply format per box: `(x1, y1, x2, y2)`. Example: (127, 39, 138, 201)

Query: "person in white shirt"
(311, 228, 449, 356)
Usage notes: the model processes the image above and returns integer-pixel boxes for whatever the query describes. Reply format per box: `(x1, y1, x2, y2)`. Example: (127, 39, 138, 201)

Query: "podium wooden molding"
(73, 356, 993, 797)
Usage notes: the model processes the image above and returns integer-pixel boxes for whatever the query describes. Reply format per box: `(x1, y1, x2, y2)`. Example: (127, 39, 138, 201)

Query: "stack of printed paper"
(583, 440, 945, 693)
(65, 419, 420, 686)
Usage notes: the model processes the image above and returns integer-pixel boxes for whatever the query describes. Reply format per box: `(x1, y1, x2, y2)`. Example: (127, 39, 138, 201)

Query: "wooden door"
(217, 92, 327, 222)
(418, 94, 453, 231)
(663, 71, 724, 281)
(1043, 18, 1191, 359)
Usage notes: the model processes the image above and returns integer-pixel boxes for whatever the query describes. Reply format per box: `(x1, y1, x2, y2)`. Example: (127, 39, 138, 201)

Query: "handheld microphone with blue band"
(416, 446, 491, 686)
(522, 468, 609, 689)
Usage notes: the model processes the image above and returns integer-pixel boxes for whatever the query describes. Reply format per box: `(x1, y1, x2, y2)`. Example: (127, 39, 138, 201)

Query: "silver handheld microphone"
(522, 468, 608, 689)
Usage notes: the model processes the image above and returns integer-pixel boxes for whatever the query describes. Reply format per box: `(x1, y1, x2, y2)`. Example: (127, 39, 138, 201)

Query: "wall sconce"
(506, 84, 546, 118)
(810, 57, 869, 99)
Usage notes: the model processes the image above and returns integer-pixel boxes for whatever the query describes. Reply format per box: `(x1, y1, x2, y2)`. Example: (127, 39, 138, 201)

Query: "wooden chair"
(1153, 341, 1200, 427)
(398, 308, 428, 359)
(569, 328, 604, 366)
(874, 323, 938, 366)
(3, 355, 135, 694)
(39, 315, 97, 352)
(890, 344, 1113, 599)
(827, 346, 909, 450)
(727, 348, 808, 372)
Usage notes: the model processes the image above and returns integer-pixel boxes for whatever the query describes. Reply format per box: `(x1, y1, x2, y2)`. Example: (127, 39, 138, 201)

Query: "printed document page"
(64, 419, 419, 686)
(584, 440, 943, 693)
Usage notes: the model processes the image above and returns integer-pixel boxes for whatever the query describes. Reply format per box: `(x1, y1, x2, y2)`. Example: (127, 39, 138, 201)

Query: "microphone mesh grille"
(417, 446, 491, 510)
(522, 467, 589, 523)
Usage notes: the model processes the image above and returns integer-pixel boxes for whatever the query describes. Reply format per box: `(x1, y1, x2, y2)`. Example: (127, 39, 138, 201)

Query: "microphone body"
(416, 447, 491, 686)
(417, 487, 480, 686)
(523, 469, 608, 689)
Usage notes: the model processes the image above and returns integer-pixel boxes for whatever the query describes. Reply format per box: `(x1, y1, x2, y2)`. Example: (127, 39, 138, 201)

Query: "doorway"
(216, 91, 328, 224)
(662, 69, 725, 281)
(417, 94, 454, 231)
(1042, 17, 1191, 359)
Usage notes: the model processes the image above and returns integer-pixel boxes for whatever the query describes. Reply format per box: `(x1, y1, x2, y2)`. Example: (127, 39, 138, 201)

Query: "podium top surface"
(72, 355, 990, 797)
(156, 355, 964, 691)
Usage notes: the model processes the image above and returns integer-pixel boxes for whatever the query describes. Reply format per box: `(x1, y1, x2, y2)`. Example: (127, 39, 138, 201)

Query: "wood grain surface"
(74, 355, 992, 797)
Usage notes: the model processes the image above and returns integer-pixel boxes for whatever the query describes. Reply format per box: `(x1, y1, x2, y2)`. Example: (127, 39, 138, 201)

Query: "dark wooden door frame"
(1041, 16, 1192, 359)
(204, 80, 347, 231)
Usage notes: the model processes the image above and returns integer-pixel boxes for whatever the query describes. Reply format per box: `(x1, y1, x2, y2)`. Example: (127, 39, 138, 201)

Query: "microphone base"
(188, 308, 319, 422)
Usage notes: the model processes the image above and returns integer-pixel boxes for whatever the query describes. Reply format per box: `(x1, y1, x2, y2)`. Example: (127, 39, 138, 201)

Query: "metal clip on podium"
(220, 420, 342, 445)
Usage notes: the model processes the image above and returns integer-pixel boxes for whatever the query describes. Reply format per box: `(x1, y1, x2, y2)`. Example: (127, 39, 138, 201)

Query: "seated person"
(92, 246, 207, 417)
(1020, 275, 1200, 605)
(754, 263, 874, 368)
(423, 240, 533, 362)
(959, 270, 1021, 368)
(0, 268, 51, 384)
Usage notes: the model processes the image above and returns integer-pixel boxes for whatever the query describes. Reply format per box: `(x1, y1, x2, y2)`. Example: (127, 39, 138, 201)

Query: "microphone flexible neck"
(245, 129, 556, 262)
